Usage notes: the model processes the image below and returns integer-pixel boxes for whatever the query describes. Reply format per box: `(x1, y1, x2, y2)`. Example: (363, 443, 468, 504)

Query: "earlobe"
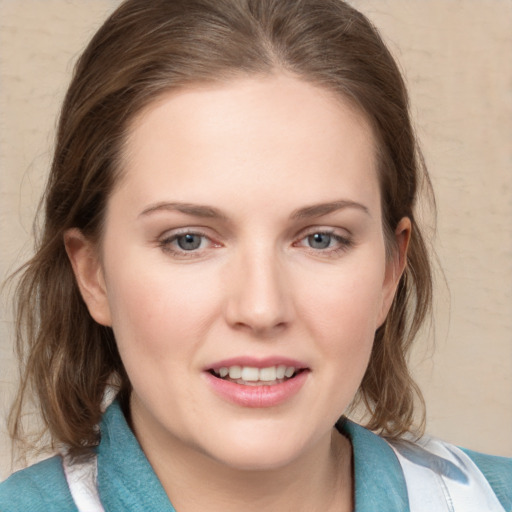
(378, 217, 412, 326)
(64, 228, 112, 326)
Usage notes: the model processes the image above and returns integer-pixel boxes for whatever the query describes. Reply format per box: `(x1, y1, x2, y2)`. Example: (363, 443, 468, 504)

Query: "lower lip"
(204, 371, 309, 408)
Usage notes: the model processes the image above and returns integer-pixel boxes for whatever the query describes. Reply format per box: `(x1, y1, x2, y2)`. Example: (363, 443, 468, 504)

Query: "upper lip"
(206, 356, 309, 372)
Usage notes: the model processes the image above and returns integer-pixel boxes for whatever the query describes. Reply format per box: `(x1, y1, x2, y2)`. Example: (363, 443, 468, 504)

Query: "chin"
(213, 447, 301, 472)
(202, 424, 316, 472)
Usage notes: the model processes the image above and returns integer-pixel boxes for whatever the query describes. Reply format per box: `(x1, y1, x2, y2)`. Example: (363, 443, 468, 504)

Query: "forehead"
(123, 73, 376, 160)
(115, 73, 379, 216)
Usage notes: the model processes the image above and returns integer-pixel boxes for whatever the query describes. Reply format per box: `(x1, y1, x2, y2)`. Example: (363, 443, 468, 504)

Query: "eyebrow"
(291, 200, 370, 219)
(139, 199, 370, 221)
(139, 202, 228, 220)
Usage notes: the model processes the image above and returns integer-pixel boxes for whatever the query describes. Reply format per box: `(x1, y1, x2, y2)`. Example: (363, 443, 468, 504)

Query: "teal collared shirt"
(1, 401, 511, 511)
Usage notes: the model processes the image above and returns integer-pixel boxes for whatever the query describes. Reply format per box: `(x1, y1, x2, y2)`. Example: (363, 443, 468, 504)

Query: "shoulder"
(390, 434, 512, 512)
(461, 447, 512, 511)
(340, 419, 512, 512)
(0, 456, 78, 512)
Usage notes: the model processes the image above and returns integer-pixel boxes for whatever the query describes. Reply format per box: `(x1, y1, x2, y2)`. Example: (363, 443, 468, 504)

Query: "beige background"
(0, 1, 511, 477)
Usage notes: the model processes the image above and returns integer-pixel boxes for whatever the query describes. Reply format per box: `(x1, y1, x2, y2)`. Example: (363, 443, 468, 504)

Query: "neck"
(131, 409, 353, 512)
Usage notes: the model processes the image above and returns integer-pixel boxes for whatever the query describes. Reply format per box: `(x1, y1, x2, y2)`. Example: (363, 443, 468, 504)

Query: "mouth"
(208, 365, 307, 386)
(205, 360, 310, 407)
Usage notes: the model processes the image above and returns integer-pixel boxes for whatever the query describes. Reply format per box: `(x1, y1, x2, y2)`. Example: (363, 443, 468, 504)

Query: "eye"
(294, 229, 353, 255)
(175, 233, 204, 251)
(307, 232, 335, 250)
(158, 230, 218, 257)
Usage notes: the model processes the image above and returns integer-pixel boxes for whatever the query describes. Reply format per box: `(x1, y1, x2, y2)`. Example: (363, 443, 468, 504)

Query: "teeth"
(284, 367, 295, 378)
(259, 366, 277, 381)
(241, 367, 259, 381)
(213, 365, 298, 383)
(276, 365, 286, 379)
(228, 366, 242, 379)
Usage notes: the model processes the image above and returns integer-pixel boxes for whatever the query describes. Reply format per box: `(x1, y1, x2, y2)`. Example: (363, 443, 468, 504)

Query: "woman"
(1, 1, 510, 511)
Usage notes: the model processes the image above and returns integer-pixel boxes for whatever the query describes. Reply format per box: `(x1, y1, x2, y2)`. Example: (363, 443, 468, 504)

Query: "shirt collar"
(97, 401, 409, 512)
(96, 401, 176, 512)
(339, 418, 410, 512)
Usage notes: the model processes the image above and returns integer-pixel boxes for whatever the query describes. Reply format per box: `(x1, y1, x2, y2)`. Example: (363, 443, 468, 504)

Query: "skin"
(65, 73, 410, 512)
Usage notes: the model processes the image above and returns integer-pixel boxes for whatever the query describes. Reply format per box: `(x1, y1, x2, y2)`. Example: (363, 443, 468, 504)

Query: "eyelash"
(158, 229, 217, 259)
(157, 228, 353, 259)
(293, 229, 353, 257)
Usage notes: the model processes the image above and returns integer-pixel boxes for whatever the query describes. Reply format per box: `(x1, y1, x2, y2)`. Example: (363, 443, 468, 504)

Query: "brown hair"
(9, 0, 433, 460)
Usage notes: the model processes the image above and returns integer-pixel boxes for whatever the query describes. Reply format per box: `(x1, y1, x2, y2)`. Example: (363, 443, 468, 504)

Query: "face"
(68, 73, 407, 471)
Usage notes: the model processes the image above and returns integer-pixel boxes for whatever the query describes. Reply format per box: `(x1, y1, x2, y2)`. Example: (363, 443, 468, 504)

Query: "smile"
(205, 359, 310, 407)
(210, 365, 300, 386)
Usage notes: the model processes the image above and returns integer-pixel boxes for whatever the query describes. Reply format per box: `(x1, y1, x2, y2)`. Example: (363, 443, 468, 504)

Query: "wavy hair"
(9, 0, 433, 460)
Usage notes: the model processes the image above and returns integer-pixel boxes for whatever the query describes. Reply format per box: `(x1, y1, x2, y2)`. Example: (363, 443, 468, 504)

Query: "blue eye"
(307, 233, 334, 249)
(159, 232, 211, 256)
(295, 230, 352, 256)
(176, 233, 203, 251)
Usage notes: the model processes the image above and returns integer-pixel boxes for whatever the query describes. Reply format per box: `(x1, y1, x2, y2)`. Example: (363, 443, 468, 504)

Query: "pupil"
(177, 234, 201, 250)
(309, 233, 331, 249)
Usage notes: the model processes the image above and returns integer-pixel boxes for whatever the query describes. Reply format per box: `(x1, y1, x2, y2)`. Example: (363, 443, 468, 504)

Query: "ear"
(64, 228, 112, 327)
(377, 217, 411, 327)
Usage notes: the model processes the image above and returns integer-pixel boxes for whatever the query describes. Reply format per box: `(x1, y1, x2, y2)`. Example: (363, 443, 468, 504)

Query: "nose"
(224, 246, 292, 337)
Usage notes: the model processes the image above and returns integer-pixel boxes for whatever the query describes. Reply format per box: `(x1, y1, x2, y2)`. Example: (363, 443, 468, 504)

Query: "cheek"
(287, 259, 385, 421)
(295, 255, 385, 370)
(103, 259, 219, 362)
(300, 261, 385, 335)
